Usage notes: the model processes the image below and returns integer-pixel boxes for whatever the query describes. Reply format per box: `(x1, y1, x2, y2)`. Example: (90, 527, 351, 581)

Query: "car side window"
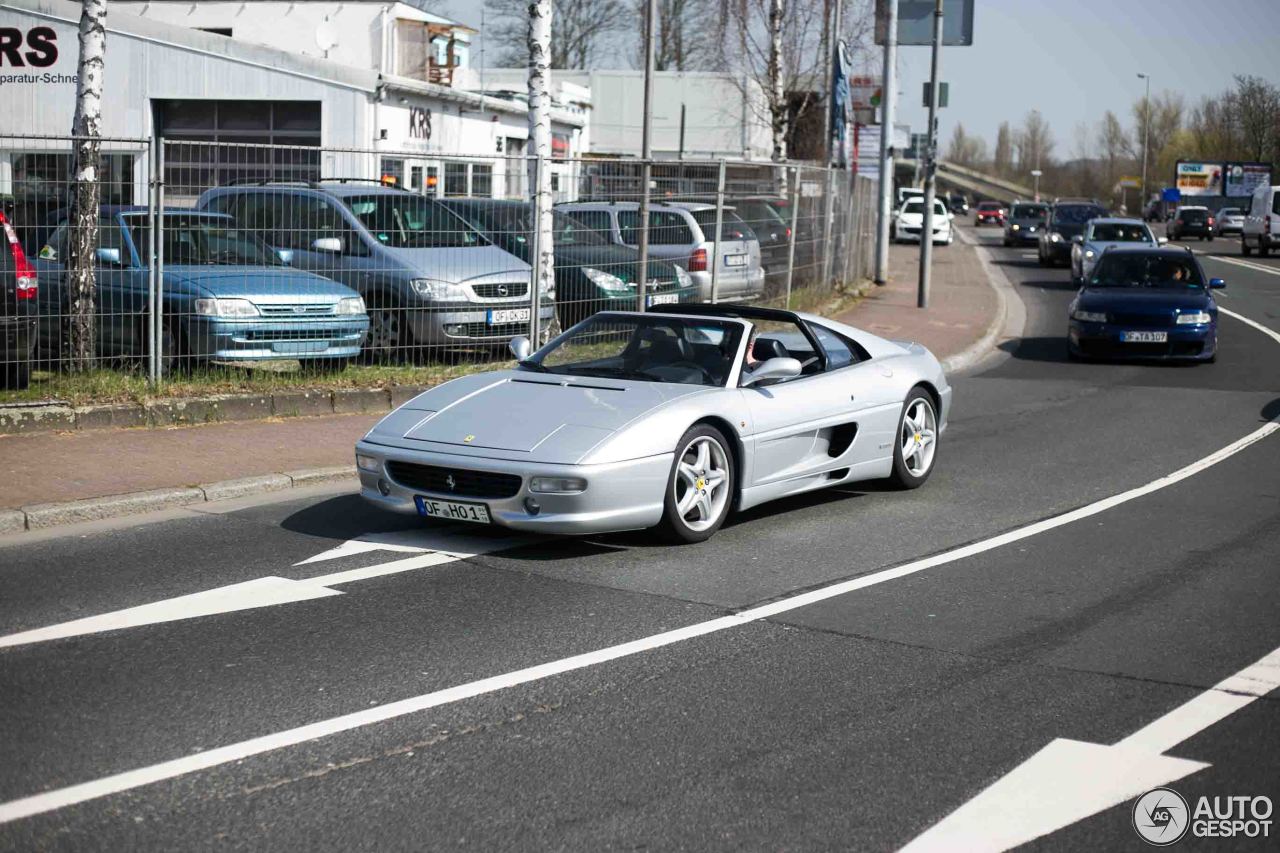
(280, 196, 362, 254)
(618, 211, 695, 246)
(809, 324, 859, 370)
(571, 210, 613, 243)
(233, 193, 285, 247)
(97, 218, 129, 265)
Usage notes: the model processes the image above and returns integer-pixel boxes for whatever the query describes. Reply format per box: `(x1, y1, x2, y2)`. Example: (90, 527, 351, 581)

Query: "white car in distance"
(893, 198, 954, 245)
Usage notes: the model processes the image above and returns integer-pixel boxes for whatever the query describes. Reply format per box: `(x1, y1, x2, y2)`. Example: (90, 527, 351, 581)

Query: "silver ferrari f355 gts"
(355, 304, 952, 543)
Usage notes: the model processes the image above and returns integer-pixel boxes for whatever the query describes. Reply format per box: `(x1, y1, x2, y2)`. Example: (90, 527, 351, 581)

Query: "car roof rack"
(223, 178, 321, 188)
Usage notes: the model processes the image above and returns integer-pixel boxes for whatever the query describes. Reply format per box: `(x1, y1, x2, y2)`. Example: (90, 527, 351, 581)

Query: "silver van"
(557, 201, 765, 302)
(197, 183, 555, 358)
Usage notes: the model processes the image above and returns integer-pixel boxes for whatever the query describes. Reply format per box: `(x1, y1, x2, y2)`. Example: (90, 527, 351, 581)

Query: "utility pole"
(917, 0, 943, 309)
(636, 0, 656, 311)
(1137, 72, 1151, 211)
(874, 0, 898, 284)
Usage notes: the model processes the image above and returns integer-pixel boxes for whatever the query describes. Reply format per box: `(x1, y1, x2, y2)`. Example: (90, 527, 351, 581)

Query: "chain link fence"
(0, 135, 876, 402)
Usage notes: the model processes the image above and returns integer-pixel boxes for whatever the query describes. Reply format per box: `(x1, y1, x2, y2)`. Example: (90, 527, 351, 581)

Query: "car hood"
(379, 244, 531, 282)
(364, 369, 712, 464)
(1076, 287, 1212, 313)
(161, 266, 359, 299)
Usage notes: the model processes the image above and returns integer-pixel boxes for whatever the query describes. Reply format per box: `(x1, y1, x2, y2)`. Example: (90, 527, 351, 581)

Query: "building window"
(426, 166, 439, 195)
(471, 164, 492, 198)
(444, 162, 468, 197)
(410, 165, 423, 191)
(156, 100, 321, 198)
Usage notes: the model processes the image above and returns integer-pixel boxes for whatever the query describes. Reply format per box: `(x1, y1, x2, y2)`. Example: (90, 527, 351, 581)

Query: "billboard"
(876, 0, 974, 46)
(1224, 162, 1272, 198)
(1174, 161, 1224, 197)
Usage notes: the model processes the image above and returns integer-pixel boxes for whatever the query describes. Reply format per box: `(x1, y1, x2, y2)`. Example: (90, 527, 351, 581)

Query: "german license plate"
(1122, 331, 1168, 343)
(724, 254, 747, 267)
(647, 293, 679, 306)
(487, 308, 530, 325)
(414, 496, 491, 524)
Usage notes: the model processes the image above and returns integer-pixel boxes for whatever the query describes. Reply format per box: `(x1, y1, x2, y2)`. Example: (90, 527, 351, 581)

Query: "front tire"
(1, 358, 30, 391)
(657, 424, 734, 544)
(1242, 237, 1252, 256)
(888, 389, 938, 489)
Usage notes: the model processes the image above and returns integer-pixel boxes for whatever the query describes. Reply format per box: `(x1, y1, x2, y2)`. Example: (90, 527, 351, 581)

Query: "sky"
(435, 0, 1280, 159)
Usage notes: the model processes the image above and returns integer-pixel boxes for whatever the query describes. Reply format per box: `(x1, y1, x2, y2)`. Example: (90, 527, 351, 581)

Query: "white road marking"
(0, 418, 1275, 825)
(1220, 306, 1280, 345)
(0, 531, 527, 650)
(900, 645, 1280, 852)
(1174, 245, 1280, 276)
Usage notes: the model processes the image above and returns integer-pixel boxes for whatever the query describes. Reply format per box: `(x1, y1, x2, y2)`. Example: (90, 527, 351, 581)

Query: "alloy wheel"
(899, 398, 937, 478)
(673, 435, 730, 533)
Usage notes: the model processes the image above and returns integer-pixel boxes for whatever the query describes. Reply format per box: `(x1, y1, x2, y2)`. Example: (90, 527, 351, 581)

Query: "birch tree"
(767, 0, 786, 162)
(69, 0, 107, 371)
(526, 0, 555, 343)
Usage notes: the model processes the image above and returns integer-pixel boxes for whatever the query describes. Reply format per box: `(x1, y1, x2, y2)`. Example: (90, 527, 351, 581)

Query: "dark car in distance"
(1067, 246, 1223, 362)
(730, 196, 795, 285)
(440, 199, 698, 328)
(1003, 202, 1049, 246)
(1039, 201, 1108, 266)
(1167, 206, 1213, 241)
(948, 193, 969, 215)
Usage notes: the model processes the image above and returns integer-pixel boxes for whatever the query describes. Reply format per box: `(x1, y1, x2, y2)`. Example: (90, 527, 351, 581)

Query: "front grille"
(448, 322, 528, 338)
(258, 304, 336, 316)
(1109, 312, 1175, 326)
(386, 461, 522, 499)
(472, 282, 529, 298)
(240, 328, 357, 342)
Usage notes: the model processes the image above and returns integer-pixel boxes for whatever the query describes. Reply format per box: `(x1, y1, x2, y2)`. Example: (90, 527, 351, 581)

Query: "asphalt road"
(2, 225, 1278, 851)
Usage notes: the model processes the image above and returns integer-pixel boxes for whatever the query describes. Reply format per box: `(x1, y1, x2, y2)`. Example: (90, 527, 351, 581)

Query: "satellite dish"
(315, 22, 339, 51)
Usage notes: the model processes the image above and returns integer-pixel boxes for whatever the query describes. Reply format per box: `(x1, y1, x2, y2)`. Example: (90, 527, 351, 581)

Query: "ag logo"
(1133, 787, 1190, 846)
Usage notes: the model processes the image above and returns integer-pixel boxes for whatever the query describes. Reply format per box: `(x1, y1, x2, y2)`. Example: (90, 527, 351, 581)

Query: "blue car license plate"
(414, 495, 491, 524)
(1121, 331, 1167, 343)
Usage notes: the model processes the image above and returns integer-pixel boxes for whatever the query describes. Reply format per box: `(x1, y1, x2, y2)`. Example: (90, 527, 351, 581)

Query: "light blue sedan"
(1070, 217, 1165, 284)
(35, 208, 368, 370)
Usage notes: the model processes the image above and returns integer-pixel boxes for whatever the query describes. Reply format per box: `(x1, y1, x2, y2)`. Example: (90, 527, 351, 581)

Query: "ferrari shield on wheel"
(658, 425, 734, 543)
(889, 389, 938, 489)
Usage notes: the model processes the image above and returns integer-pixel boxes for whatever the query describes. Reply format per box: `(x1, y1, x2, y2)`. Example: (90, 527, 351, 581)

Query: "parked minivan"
(1242, 184, 1279, 257)
(197, 183, 554, 358)
(556, 201, 765, 302)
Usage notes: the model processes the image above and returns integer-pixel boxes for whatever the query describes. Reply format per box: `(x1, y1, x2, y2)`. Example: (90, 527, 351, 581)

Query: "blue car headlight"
(194, 298, 259, 318)
(1050, 232, 1064, 243)
(335, 297, 366, 315)
(1072, 309, 1108, 323)
(1176, 311, 1212, 325)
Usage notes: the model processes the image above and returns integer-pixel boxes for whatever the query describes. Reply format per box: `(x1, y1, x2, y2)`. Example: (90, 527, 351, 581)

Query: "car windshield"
(1090, 254, 1205, 289)
(978, 202, 1002, 211)
(129, 216, 281, 266)
(1054, 205, 1107, 225)
(1090, 223, 1151, 242)
(902, 200, 947, 215)
(1012, 204, 1048, 219)
(524, 315, 745, 387)
(346, 194, 485, 248)
(1179, 209, 1207, 221)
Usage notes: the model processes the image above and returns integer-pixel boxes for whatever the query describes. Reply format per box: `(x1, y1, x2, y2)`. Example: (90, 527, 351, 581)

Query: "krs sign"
(0, 26, 58, 67)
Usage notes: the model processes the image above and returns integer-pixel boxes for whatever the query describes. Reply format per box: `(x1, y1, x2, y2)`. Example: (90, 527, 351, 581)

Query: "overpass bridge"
(896, 159, 1038, 204)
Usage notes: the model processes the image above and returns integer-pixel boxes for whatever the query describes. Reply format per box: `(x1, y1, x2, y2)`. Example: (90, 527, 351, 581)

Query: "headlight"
(356, 454, 380, 472)
(1084, 250, 1096, 259)
(1050, 232, 1063, 243)
(1011, 224, 1020, 231)
(193, 298, 259, 318)
(1072, 309, 1108, 323)
(335, 297, 366, 315)
(583, 267, 630, 292)
(411, 278, 469, 300)
(1176, 311, 1212, 324)
(530, 476, 587, 493)
(674, 264, 692, 288)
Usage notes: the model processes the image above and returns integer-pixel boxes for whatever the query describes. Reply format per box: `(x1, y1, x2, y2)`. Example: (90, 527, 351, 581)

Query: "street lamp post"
(1137, 72, 1151, 213)
(1031, 169, 1042, 202)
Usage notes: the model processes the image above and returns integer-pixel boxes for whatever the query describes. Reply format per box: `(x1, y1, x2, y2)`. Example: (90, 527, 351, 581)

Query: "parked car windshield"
(346, 195, 485, 249)
(129, 215, 282, 266)
(1090, 223, 1152, 242)
(524, 314, 745, 387)
(1090, 254, 1205, 288)
(1053, 205, 1107, 225)
(1011, 204, 1048, 219)
(902, 200, 948, 216)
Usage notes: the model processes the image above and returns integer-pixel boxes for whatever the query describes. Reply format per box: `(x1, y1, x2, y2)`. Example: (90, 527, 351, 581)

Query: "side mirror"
(741, 356, 802, 387)
(276, 248, 294, 265)
(311, 237, 343, 253)
(1209, 278, 1226, 289)
(509, 335, 532, 361)
(1071, 235, 1084, 244)
(1157, 236, 1168, 245)
(95, 247, 122, 266)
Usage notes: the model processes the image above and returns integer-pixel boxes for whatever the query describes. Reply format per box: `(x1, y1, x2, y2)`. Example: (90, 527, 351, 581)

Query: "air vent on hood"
(510, 378, 625, 392)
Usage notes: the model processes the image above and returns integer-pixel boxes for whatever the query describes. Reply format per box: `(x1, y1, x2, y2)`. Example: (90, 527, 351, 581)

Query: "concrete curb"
(2, 466, 358, 536)
(0, 385, 434, 437)
(939, 228, 1024, 375)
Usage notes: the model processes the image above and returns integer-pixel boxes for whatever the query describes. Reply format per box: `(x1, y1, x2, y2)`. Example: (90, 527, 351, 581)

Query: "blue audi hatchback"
(34, 208, 368, 370)
(1067, 246, 1224, 362)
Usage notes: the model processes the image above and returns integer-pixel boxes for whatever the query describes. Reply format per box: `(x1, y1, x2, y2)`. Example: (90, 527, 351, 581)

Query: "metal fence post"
(709, 158, 726, 303)
(820, 166, 837, 290)
(636, 157, 652, 311)
(146, 138, 158, 386)
(154, 138, 166, 381)
(528, 152, 543, 346)
(784, 166, 801, 310)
